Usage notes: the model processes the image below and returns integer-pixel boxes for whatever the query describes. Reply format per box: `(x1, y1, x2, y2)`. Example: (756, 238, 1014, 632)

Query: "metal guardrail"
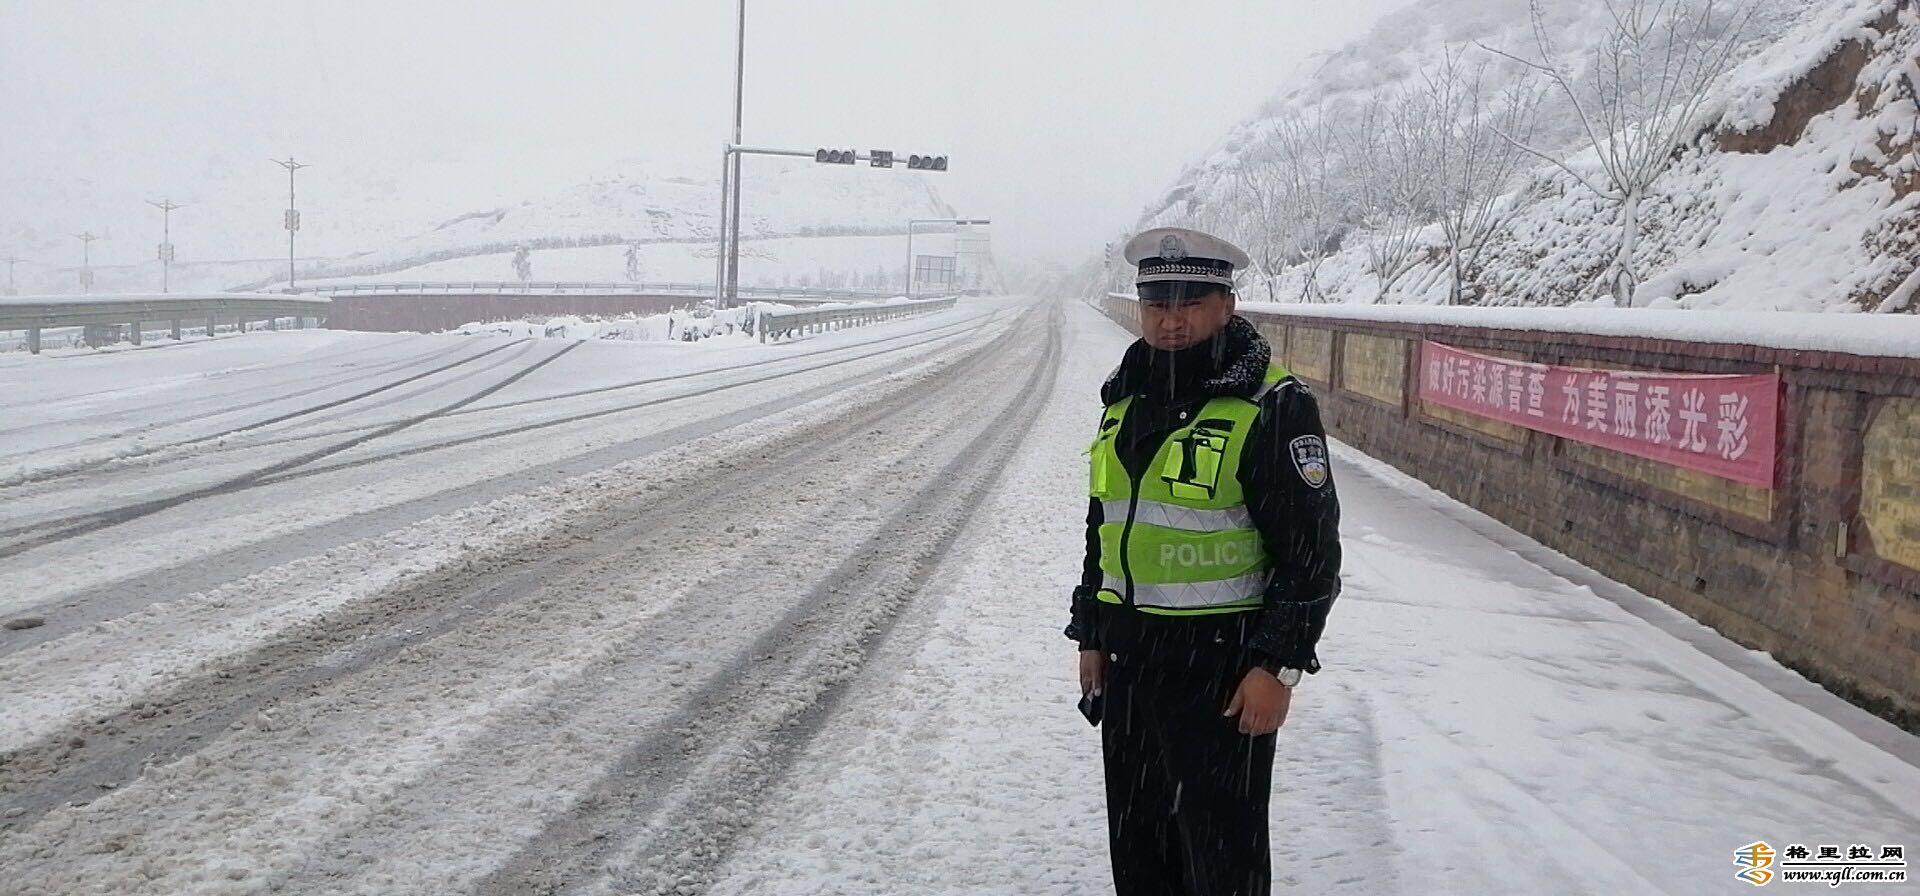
(0, 294, 332, 354)
(290, 281, 897, 300)
(757, 296, 958, 343)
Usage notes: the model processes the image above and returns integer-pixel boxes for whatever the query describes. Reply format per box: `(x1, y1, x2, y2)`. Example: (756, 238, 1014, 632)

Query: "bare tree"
(1268, 109, 1348, 302)
(1341, 89, 1437, 302)
(1425, 49, 1546, 305)
(1230, 147, 1295, 303)
(1482, 0, 1755, 306)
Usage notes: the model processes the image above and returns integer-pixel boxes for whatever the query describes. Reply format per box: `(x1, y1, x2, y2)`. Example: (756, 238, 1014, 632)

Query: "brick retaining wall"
(1094, 294, 1920, 729)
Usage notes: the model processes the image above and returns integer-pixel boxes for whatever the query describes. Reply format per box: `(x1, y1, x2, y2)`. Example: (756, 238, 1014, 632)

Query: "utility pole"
(2, 253, 19, 296)
(273, 157, 309, 291)
(74, 231, 100, 294)
(147, 198, 183, 293)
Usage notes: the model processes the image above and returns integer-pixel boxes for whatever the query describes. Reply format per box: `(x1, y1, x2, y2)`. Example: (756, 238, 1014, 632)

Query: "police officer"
(1065, 227, 1342, 896)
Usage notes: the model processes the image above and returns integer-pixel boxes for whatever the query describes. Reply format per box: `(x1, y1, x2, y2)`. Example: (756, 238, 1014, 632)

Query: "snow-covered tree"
(1268, 109, 1349, 302)
(1483, 0, 1756, 306)
(1425, 49, 1546, 305)
(1341, 89, 1438, 301)
(511, 245, 532, 282)
(1230, 151, 1294, 303)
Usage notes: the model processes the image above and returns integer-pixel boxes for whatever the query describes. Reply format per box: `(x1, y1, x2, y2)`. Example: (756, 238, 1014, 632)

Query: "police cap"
(1122, 227, 1250, 294)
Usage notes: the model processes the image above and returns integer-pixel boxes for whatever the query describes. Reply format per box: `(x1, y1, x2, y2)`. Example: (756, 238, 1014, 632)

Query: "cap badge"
(1158, 235, 1187, 261)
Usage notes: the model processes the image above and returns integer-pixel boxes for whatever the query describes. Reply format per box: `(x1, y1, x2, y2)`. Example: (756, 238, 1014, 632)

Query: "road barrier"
(0, 294, 332, 354)
(758, 296, 957, 343)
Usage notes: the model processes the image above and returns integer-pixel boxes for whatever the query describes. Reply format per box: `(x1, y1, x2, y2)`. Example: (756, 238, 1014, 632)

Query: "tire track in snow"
(0, 340, 579, 560)
(0, 327, 434, 416)
(0, 334, 481, 450)
(152, 308, 993, 460)
(250, 313, 997, 487)
(0, 313, 988, 552)
(0, 310, 987, 515)
(466, 304, 1061, 896)
(0, 316, 1000, 654)
(0, 309, 1027, 821)
(0, 337, 523, 489)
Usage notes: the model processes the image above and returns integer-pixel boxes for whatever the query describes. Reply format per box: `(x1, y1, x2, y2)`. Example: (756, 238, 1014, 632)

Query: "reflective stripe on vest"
(1100, 498, 1252, 533)
(1099, 570, 1270, 611)
(1088, 363, 1292, 615)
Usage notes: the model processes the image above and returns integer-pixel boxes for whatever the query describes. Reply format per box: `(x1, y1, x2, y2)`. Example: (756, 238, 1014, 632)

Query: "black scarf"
(1100, 314, 1271, 407)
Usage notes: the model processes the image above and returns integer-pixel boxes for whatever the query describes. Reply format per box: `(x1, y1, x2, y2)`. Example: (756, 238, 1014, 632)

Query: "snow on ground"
(0, 299, 1012, 743)
(0, 295, 1041, 895)
(0, 296, 1913, 895)
(704, 299, 1920, 895)
(448, 297, 948, 346)
(0, 300, 987, 482)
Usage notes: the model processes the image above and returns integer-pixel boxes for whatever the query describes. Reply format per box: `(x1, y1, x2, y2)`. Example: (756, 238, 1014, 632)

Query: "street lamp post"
(273, 157, 308, 291)
(726, 0, 746, 306)
(73, 231, 100, 294)
(905, 218, 989, 299)
(147, 198, 182, 293)
(714, 0, 746, 308)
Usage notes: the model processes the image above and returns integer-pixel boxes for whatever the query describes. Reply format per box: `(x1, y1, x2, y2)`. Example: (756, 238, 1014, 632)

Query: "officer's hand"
(1078, 650, 1107, 697)
(1223, 668, 1293, 736)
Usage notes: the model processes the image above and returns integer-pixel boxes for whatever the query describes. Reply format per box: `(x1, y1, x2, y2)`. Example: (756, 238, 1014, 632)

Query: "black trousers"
(1101, 653, 1277, 896)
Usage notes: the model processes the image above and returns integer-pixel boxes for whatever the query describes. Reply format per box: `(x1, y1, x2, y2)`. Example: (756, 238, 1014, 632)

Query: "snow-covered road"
(1, 297, 1915, 895)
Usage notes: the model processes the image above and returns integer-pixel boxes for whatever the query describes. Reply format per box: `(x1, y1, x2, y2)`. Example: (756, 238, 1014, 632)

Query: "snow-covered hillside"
(232, 160, 959, 290)
(1123, 0, 1919, 313)
(6, 160, 966, 296)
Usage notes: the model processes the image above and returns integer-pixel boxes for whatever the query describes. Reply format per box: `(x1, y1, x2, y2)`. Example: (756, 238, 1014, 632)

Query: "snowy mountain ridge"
(1124, 0, 1920, 313)
(5, 158, 957, 297)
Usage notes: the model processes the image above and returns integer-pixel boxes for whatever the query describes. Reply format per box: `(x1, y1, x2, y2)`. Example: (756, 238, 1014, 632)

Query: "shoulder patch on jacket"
(1289, 434, 1330, 489)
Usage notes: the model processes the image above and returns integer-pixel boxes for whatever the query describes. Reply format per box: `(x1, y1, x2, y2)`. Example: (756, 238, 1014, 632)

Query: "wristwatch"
(1259, 662, 1304, 687)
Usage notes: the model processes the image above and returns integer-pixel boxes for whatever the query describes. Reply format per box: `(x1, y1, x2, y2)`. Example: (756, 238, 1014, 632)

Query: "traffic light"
(906, 154, 949, 171)
(814, 148, 857, 165)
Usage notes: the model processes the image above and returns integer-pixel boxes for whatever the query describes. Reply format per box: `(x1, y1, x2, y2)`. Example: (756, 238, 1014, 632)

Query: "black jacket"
(1064, 314, 1341, 674)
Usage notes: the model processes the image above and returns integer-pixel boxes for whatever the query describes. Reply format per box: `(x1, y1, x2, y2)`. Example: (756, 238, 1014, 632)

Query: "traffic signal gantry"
(808, 147, 944, 171)
(714, 143, 950, 306)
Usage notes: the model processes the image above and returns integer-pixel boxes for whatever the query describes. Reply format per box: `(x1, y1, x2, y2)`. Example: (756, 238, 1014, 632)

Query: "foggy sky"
(1, 0, 1406, 268)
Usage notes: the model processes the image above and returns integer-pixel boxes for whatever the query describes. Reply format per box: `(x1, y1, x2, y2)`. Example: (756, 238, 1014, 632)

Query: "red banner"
(1418, 341, 1780, 487)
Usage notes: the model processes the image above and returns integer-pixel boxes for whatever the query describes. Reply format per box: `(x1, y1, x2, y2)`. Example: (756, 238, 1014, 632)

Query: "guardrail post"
(26, 326, 40, 354)
(129, 321, 142, 346)
(171, 319, 182, 340)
